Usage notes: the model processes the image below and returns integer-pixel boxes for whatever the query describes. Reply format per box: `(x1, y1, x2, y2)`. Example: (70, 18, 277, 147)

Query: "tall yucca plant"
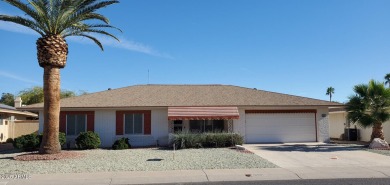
(0, 0, 120, 154)
(346, 80, 390, 141)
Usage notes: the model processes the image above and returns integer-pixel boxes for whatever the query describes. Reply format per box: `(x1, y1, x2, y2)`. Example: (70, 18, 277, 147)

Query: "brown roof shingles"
(20, 84, 343, 110)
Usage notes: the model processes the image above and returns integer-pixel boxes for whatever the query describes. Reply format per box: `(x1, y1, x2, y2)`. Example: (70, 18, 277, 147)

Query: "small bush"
(170, 132, 243, 149)
(5, 138, 14, 143)
(13, 133, 40, 151)
(112, 138, 131, 150)
(75, 131, 101, 149)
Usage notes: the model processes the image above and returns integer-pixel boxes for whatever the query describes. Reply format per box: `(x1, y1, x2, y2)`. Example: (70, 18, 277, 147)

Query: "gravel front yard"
(367, 149, 390, 156)
(0, 148, 277, 174)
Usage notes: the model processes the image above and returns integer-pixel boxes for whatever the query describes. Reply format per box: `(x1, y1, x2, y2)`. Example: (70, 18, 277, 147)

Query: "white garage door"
(245, 113, 316, 143)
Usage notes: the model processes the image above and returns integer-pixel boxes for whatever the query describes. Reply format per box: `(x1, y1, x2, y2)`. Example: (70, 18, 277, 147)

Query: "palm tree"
(346, 80, 390, 141)
(0, 0, 120, 154)
(326, 87, 335, 102)
(385, 73, 390, 88)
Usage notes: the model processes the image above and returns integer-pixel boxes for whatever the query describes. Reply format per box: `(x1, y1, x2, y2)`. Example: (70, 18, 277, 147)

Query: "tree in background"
(19, 86, 82, 105)
(19, 86, 44, 105)
(385, 73, 390, 88)
(346, 80, 390, 140)
(0, 93, 15, 106)
(326, 87, 335, 102)
(1, 0, 120, 154)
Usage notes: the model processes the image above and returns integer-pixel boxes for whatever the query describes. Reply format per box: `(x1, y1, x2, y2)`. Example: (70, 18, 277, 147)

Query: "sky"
(0, 0, 389, 103)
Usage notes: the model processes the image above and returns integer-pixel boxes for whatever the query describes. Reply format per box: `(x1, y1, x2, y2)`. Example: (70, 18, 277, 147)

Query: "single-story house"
(329, 108, 390, 142)
(0, 98, 39, 142)
(20, 84, 342, 147)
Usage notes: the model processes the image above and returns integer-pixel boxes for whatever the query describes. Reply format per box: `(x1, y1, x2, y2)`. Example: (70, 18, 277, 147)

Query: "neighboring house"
(20, 84, 342, 147)
(0, 97, 39, 142)
(329, 108, 390, 142)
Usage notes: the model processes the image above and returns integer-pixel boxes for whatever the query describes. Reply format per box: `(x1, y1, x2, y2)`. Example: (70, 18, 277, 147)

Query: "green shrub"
(13, 133, 40, 151)
(170, 132, 243, 149)
(59, 132, 66, 146)
(5, 138, 14, 143)
(112, 137, 131, 150)
(75, 131, 101, 149)
(13, 132, 67, 151)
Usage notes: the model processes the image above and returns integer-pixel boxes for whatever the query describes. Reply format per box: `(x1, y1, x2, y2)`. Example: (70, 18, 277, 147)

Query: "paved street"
(1, 166, 390, 185)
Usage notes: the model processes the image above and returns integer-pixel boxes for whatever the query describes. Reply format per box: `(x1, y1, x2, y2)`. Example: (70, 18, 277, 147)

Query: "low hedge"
(13, 132, 67, 151)
(75, 131, 101, 149)
(170, 132, 243, 149)
(13, 133, 40, 151)
(5, 138, 14, 143)
(112, 137, 131, 150)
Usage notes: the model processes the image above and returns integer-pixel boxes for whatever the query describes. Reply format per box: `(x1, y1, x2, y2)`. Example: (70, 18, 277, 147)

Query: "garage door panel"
(246, 134, 316, 143)
(245, 113, 316, 143)
(246, 126, 315, 135)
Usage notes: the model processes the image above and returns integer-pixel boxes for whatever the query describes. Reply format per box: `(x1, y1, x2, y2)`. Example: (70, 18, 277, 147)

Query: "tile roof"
(0, 103, 16, 110)
(20, 84, 343, 110)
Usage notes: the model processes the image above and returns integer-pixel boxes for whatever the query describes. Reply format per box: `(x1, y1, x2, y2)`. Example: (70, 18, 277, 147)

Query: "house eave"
(0, 108, 38, 117)
(18, 104, 344, 112)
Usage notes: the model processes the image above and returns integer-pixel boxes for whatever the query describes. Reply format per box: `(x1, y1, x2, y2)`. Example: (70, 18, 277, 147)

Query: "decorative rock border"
(14, 151, 84, 161)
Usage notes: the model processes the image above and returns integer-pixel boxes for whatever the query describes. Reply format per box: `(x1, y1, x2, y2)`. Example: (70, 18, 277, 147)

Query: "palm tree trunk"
(330, 94, 332, 102)
(39, 66, 61, 154)
(371, 122, 385, 141)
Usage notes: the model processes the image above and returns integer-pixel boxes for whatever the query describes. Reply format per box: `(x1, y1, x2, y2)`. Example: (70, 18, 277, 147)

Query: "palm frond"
(0, 15, 44, 35)
(1, 0, 120, 51)
(59, 0, 118, 31)
(71, 34, 104, 50)
(67, 29, 118, 41)
(28, 0, 51, 32)
(347, 79, 390, 128)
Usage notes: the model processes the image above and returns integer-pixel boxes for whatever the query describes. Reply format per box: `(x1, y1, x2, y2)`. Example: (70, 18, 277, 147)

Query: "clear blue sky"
(0, 0, 389, 103)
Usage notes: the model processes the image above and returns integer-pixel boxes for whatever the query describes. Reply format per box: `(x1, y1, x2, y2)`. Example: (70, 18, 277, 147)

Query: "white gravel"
(0, 148, 277, 174)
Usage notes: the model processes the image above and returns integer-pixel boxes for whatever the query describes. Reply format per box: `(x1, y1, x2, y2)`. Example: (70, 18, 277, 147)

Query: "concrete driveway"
(244, 143, 390, 168)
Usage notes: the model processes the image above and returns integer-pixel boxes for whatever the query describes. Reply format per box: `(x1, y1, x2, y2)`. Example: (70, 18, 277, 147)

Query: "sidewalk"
(1, 166, 390, 185)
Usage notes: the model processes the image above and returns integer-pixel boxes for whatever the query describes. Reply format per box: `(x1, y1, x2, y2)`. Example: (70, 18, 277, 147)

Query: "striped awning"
(168, 107, 239, 120)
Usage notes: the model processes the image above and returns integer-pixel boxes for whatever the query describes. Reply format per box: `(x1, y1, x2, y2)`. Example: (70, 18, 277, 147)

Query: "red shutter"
(59, 112, 66, 133)
(116, 111, 124, 135)
(87, 112, 95, 132)
(144, 111, 151, 135)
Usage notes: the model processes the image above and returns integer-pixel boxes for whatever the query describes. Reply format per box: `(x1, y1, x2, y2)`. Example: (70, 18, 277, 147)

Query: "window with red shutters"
(116, 110, 151, 135)
(59, 111, 94, 135)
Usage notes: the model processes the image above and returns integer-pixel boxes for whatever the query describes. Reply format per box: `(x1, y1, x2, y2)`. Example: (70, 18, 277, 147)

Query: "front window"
(124, 113, 144, 134)
(189, 120, 225, 133)
(66, 114, 86, 136)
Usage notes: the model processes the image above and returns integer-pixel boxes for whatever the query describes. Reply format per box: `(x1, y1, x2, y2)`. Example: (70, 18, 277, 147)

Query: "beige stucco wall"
(0, 120, 10, 142)
(329, 112, 390, 142)
(8, 120, 39, 139)
(329, 112, 347, 139)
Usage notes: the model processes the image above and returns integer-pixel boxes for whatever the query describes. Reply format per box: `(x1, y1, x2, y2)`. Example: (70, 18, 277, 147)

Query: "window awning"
(168, 107, 239, 120)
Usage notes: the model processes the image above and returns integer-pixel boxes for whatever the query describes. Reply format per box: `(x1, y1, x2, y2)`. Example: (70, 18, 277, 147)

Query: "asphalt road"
(160, 178, 390, 185)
